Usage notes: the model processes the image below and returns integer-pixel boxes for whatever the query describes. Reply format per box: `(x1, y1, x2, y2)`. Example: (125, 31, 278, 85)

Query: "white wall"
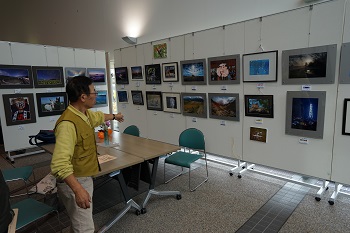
(0, 41, 107, 152)
(114, 0, 350, 182)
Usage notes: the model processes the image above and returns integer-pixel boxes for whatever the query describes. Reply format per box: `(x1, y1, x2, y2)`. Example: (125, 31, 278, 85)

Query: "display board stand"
(6, 148, 45, 163)
(231, 161, 330, 201)
(328, 183, 350, 205)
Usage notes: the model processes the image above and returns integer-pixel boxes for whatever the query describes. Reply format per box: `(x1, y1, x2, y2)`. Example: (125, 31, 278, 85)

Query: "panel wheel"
(238, 174, 242, 179)
(328, 200, 334, 205)
(315, 197, 321, 201)
(229, 173, 233, 176)
(141, 208, 147, 214)
(176, 194, 182, 200)
(136, 210, 141, 215)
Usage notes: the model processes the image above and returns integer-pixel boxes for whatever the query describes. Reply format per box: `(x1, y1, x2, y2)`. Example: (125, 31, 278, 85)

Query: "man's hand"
(115, 112, 124, 122)
(74, 187, 91, 209)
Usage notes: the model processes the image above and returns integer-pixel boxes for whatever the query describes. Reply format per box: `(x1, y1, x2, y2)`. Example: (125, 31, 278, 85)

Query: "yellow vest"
(55, 109, 100, 177)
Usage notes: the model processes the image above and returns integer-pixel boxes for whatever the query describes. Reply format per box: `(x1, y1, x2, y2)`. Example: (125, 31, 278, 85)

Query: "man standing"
(51, 76, 124, 232)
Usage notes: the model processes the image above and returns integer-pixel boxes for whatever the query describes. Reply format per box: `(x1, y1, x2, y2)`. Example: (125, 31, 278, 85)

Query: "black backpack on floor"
(0, 170, 14, 233)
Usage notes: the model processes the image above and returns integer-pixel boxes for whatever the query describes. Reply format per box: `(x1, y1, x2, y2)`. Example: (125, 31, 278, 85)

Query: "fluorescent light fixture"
(122, 36, 137, 45)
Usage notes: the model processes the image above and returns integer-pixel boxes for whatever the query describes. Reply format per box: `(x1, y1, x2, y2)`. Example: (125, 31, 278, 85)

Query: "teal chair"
(11, 198, 61, 231)
(2, 166, 36, 197)
(123, 125, 140, 137)
(164, 128, 208, 191)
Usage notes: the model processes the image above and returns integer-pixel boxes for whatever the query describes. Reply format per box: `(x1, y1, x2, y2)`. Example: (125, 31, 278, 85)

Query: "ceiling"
(0, 0, 311, 61)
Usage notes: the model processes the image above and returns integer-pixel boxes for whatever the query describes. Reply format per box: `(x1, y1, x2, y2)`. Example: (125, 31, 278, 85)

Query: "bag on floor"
(29, 130, 56, 145)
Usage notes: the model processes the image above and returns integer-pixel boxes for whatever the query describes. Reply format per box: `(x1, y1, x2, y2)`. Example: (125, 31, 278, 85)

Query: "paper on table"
(98, 154, 117, 164)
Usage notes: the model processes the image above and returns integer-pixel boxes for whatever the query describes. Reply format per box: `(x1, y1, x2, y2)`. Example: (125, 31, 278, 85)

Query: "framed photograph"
(36, 92, 68, 117)
(208, 55, 240, 85)
(146, 91, 163, 111)
(285, 91, 326, 139)
(181, 93, 207, 118)
(250, 127, 268, 143)
(2, 93, 36, 126)
(131, 90, 144, 105)
(115, 67, 129, 84)
(243, 50, 278, 82)
(342, 99, 350, 135)
(339, 43, 350, 84)
(65, 67, 86, 84)
(282, 44, 337, 85)
(180, 59, 207, 85)
(208, 93, 240, 121)
(162, 92, 181, 113)
(244, 95, 274, 118)
(131, 66, 143, 80)
(117, 90, 128, 103)
(87, 68, 106, 85)
(153, 43, 167, 59)
(145, 64, 161, 85)
(0, 65, 33, 89)
(95, 90, 108, 107)
(162, 62, 179, 82)
(32, 66, 64, 88)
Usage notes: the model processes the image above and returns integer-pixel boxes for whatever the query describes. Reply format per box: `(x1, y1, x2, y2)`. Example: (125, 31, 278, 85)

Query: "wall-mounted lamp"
(122, 36, 137, 45)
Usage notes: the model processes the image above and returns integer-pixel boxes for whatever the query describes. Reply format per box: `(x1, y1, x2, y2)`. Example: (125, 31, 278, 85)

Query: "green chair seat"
(11, 198, 56, 230)
(165, 152, 203, 168)
(2, 166, 33, 181)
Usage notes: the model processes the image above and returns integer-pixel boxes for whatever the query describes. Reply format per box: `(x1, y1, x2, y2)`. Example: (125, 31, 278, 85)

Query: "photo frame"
(32, 66, 64, 88)
(153, 43, 167, 59)
(87, 68, 106, 85)
(131, 66, 143, 80)
(115, 67, 129, 84)
(208, 55, 240, 85)
(285, 91, 326, 139)
(146, 91, 163, 111)
(2, 93, 36, 126)
(162, 92, 181, 113)
(208, 93, 240, 121)
(145, 64, 162, 85)
(282, 44, 337, 85)
(95, 90, 108, 107)
(131, 90, 144, 105)
(244, 95, 274, 118)
(250, 127, 268, 143)
(342, 99, 350, 135)
(36, 92, 68, 117)
(65, 67, 86, 84)
(181, 92, 207, 118)
(117, 90, 128, 103)
(339, 43, 350, 84)
(180, 59, 207, 85)
(162, 62, 179, 82)
(243, 50, 278, 82)
(0, 64, 33, 89)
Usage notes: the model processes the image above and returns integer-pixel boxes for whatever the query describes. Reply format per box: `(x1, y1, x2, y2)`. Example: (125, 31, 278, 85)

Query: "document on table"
(98, 154, 117, 164)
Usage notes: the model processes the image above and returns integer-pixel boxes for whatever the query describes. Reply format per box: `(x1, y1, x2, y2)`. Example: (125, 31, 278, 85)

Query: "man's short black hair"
(66, 76, 93, 103)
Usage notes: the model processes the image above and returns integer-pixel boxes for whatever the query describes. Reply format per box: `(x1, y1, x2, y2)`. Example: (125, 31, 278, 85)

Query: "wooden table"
(103, 132, 182, 213)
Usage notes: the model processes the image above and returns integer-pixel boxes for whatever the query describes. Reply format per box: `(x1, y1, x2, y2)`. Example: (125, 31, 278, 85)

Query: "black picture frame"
(146, 91, 163, 111)
(242, 51, 278, 82)
(32, 66, 64, 88)
(180, 59, 207, 85)
(131, 66, 143, 80)
(64, 67, 86, 84)
(0, 64, 33, 89)
(341, 99, 350, 135)
(131, 90, 144, 105)
(2, 93, 36, 126)
(87, 68, 106, 85)
(244, 95, 274, 118)
(115, 67, 129, 84)
(117, 90, 128, 103)
(208, 93, 240, 121)
(145, 64, 162, 85)
(36, 92, 68, 117)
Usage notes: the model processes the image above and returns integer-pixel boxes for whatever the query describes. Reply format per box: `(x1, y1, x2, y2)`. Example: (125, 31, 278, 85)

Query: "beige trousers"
(57, 177, 94, 233)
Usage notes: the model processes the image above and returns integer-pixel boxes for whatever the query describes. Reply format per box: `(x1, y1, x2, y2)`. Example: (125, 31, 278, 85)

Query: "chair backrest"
(0, 170, 14, 233)
(179, 128, 205, 150)
(123, 125, 140, 137)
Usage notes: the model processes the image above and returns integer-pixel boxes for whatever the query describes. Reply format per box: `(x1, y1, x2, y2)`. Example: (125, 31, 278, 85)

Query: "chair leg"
(189, 159, 209, 192)
(164, 162, 185, 184)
